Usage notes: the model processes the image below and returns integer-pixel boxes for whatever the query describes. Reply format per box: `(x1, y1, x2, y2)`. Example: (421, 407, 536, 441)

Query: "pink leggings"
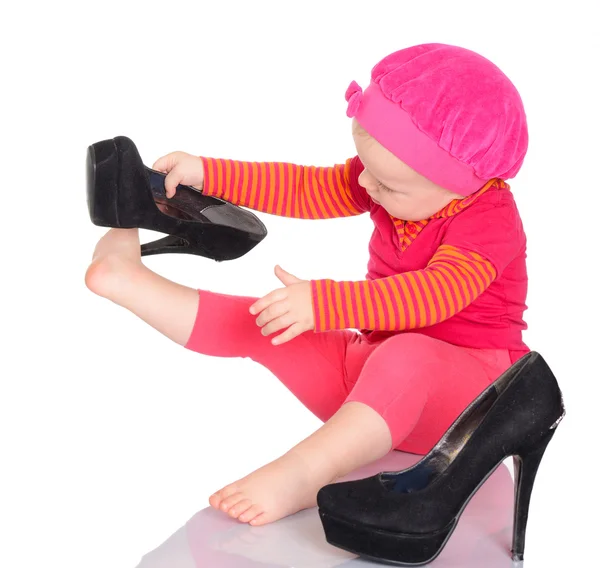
(184, 290, 513, 455)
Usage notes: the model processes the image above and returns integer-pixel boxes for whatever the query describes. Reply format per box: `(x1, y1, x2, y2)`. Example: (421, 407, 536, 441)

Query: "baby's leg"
(184, 289, 356, 422)
(85, 228, 393, 527)
(85, 228, 199, 346)
(345, 332, 513, 454)
(187, 292, 394, 526)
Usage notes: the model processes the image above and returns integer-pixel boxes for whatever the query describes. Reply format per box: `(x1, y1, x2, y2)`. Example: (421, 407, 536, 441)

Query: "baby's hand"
(250, 265, 315, 345)
(152, 151, 205, 198)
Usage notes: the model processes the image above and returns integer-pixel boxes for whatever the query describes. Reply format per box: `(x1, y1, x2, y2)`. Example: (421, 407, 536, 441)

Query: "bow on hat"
(345, 80, 363, 117)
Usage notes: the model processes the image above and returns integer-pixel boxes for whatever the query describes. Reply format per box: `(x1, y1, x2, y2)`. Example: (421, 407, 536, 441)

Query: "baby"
(85, 43, 529, 527)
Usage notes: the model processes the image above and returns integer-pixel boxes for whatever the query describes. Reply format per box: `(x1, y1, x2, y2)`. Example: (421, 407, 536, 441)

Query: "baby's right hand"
(152, 151, 205, 198)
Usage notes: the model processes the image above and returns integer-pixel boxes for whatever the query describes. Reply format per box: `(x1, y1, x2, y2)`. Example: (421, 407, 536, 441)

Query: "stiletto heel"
(86, 136, 267, 261)
(317, 351, 566, 566)
(511, 428, 556, 561)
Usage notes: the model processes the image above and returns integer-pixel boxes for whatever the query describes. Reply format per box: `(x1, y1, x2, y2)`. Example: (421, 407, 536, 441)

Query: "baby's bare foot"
(209, 450, 336, 527)
(85, 228, 144, 301)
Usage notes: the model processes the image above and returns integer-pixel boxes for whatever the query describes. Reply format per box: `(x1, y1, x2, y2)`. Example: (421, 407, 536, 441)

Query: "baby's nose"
(358, 171, 376, 191)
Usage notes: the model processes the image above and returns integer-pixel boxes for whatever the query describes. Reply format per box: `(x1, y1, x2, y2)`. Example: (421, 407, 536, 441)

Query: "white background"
(2, 1, 598, 567)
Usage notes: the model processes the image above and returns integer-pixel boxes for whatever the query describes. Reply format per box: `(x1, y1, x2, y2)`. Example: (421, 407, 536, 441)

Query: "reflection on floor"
(136, 451, 517, 567)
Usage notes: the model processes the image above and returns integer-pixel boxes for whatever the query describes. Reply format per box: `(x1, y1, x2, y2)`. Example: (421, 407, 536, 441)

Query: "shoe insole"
(147, 169, 210, 221)
(146, 168, 267, 236)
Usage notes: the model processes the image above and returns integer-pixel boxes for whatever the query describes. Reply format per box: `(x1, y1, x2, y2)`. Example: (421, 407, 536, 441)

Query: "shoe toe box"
(317, 475, 388, 523)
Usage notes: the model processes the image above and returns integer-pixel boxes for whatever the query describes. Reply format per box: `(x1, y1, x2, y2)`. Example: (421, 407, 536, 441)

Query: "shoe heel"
(86, 140, 121, 227)
(511, 429, 555, 561)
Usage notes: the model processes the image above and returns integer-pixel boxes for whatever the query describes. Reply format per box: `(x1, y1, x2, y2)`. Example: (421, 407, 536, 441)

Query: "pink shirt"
(345, 156, 529, 363)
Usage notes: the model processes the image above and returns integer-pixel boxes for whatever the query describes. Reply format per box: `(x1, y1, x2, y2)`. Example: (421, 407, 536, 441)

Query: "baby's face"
(352, 119, 463, 221)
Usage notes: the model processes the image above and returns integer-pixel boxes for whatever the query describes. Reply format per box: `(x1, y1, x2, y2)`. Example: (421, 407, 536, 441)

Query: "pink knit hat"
(346, 43, 528, 195)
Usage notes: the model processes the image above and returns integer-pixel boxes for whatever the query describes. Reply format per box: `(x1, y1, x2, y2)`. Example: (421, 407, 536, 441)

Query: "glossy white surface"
(136, 452, 516, 568)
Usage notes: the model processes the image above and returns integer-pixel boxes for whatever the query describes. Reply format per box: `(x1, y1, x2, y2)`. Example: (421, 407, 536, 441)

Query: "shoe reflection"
(136, 451, 515, 567)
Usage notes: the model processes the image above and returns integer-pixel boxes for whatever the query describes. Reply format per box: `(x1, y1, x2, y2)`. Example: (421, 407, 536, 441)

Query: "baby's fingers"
(152, 153, 175, 173)
(249, 289, 287, 316)
(163, 167, 185, 198)
(255, 300, 289, 329)
(272, 322, 307, 345)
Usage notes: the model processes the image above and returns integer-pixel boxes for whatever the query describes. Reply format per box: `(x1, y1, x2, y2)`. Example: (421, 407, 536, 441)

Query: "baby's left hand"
(250, 265, 315, 345)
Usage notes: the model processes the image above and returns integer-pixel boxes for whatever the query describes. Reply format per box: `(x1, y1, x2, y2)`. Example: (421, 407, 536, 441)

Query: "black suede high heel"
(86, 136, 267, 261)
(316, 351, 565, 566)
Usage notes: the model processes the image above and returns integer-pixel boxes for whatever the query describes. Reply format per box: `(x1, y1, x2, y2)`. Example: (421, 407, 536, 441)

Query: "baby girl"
(86, 42, 529, 527)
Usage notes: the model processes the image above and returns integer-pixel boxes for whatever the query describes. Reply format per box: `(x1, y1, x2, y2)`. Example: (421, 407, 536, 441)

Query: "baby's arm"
(310, 245, 497, 332)
(311, 193, 524, 332)
(199, 156, 369, 219)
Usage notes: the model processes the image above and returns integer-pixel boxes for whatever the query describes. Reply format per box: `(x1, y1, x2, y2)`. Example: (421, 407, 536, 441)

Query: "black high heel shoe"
(86, 135, 267, 261)
(317, 351, 565, 566)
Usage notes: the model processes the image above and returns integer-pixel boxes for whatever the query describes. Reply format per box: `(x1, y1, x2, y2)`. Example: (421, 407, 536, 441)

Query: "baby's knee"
(374, 332, 440, 362)
(356, 333, 446, 392)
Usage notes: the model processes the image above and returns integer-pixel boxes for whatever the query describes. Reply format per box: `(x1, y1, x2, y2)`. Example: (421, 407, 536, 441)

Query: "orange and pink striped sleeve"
(198, 157, 367, 218)
(310, 245, 498, 332)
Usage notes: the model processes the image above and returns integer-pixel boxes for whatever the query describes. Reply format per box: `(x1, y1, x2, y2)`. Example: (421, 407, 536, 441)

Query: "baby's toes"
(239, 504, 264, 524)
(220, 492, 245, 513)
(228, 498, 253, 519)
(208, 493, 221, 509)
(209, 483, 239, 509)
